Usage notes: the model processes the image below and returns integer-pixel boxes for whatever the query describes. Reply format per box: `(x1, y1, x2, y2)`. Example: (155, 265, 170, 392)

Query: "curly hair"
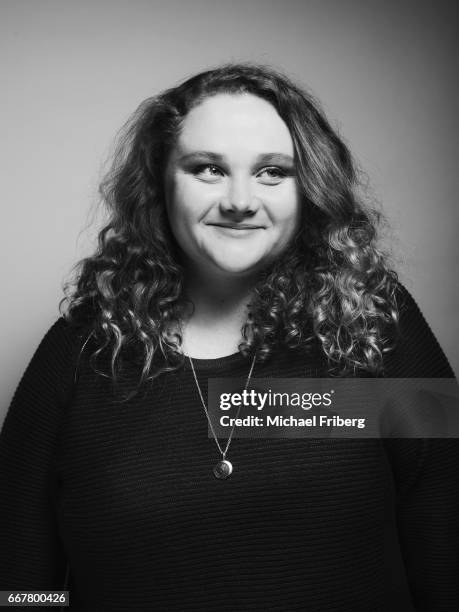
(61, 62, 399, 391)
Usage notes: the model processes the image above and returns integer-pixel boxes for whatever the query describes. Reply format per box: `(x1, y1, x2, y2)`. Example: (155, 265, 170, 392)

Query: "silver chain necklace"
(188, 353, 256, 479)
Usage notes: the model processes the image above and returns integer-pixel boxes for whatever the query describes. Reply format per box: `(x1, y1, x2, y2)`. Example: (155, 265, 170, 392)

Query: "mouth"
(206, 223, 265, 230)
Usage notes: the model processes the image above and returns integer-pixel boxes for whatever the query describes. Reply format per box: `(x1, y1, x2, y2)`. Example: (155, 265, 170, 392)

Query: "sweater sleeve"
(383, 284, 459, 610)
(0, 318, 80, 594)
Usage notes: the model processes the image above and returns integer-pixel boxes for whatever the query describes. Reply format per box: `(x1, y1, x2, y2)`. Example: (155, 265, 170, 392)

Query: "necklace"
(188, 353, 256, 480)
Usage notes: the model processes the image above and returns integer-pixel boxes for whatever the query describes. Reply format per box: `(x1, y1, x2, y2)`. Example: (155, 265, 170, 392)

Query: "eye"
(192, 164, 224, 181)
(257, 166, 289, 185)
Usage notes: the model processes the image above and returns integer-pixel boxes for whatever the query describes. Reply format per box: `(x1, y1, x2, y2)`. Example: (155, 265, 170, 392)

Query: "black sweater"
(0, 286, 458, 611)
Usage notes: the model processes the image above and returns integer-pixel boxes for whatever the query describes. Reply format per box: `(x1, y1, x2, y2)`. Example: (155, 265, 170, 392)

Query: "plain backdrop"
(1, 0, 458, 419)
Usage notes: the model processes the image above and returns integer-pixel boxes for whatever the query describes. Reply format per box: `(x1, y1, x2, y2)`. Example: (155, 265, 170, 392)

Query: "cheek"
(167, 175, 218, 224)
(267, 185, 301, 230)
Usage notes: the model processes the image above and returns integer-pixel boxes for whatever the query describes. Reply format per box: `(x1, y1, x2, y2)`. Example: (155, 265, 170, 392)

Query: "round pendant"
(213, 459, 233, 479)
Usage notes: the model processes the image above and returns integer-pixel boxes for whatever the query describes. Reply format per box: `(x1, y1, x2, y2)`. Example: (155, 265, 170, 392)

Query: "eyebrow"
(178, 151, 295, 166)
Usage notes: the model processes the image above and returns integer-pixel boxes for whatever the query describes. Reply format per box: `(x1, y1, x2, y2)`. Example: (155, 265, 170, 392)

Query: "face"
(164, 93, 301, 280)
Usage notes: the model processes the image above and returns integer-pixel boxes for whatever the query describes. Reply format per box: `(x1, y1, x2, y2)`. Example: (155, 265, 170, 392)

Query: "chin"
(208, 248, 271, 276)
(213, 259, 263, 277)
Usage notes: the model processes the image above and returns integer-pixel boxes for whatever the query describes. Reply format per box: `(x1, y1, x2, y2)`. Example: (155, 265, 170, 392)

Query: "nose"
(220, 176, 258, 217)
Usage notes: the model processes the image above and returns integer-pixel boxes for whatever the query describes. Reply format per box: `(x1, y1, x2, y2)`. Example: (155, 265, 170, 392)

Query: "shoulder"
(383, 282, 454, 378)
(41, 315, 84, 343)
(2, 317, 90, 437)
(393, 281, 427, 320)
(393, 282, 427, 322)
(14, 317, 90, 404)
(32, 316, 89, 366)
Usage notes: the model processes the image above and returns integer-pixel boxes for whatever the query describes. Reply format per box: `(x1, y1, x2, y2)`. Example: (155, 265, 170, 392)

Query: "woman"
(0, 63, 457, 611)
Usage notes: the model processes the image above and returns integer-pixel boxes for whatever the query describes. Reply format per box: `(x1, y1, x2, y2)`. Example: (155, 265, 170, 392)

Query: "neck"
(184, 268, 258, 323)
(178, 268, 259, 358)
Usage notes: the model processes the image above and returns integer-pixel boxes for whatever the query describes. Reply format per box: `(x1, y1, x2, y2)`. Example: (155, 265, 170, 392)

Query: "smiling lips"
(207, 222, 265, 230)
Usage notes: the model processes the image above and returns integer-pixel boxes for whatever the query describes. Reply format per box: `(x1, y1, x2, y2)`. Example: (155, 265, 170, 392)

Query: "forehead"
(176, 93, 294, 156)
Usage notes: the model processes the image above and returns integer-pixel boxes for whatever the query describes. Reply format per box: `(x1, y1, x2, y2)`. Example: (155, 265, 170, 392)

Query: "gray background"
(1, 0, 458, 419)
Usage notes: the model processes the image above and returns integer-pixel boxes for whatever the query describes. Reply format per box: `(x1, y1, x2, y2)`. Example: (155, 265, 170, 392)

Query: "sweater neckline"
(183, 350, 252, 372)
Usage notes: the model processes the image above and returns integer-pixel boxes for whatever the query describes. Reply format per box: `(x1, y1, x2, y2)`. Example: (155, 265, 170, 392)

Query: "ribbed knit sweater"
(0, 285, 458, 611)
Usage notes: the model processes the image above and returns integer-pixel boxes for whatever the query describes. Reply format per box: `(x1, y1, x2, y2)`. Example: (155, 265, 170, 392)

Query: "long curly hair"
(61, 62, 399, 390)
